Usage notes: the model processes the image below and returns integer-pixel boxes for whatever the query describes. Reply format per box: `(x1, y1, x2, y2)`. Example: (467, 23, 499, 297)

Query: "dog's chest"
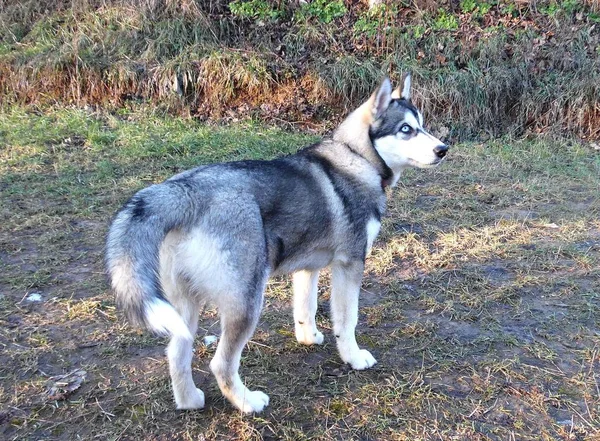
(365, 217, 381, 254)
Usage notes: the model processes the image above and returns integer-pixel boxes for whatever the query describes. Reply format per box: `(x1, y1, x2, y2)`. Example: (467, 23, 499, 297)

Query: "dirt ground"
(1, 110, 599, 440)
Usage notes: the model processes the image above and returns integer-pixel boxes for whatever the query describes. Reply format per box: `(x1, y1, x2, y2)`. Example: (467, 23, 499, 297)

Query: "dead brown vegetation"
(0, 1, 599, 137)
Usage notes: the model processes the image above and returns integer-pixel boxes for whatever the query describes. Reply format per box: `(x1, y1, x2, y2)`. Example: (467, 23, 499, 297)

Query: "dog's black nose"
(434, 144, 448, 159)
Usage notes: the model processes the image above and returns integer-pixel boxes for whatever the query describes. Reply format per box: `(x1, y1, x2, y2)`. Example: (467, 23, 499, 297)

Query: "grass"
(0, 1, 599, 140)
(1, 105, 599, 440)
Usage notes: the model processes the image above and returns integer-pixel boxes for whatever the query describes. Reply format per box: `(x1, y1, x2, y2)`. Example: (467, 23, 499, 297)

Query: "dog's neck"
(333, 103, 393, 189)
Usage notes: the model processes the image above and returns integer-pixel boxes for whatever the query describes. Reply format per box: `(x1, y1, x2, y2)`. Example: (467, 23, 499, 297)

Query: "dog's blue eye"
(400, 124, 412, 134)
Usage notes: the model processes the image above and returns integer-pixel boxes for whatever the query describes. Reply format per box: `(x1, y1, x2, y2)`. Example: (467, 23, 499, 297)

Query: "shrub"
(228, 0, 282, 21)
(296, 0, 347, 24)
(432, 10, 459, 31)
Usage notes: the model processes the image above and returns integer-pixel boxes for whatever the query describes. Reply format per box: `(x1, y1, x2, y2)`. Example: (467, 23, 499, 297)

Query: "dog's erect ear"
(401, 73, 411, 100)
(371, 77, 392, 120)
(392, 73, 411, 101)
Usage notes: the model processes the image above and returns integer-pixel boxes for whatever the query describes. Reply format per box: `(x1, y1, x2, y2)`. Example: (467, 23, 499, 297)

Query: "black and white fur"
(106, 75, 448, 413)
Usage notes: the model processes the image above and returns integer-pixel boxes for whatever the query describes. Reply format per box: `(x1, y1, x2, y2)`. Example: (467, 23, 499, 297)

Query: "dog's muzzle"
(434, 144, 449, 159)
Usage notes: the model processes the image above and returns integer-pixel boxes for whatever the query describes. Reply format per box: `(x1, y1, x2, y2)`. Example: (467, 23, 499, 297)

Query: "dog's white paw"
(296, 327, 324, 346)
(176, 387, 205, 410)
(238, 390, 270, 414)
(346, 349, 377, 370)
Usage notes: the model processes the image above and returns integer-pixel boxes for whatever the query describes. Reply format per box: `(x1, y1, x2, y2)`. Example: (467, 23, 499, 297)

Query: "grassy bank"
(1, 0, 599, 140)
(1, 107, 599, 439)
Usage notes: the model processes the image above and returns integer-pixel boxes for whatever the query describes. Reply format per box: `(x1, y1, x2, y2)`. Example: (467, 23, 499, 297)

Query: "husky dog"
(106, 75, 448, 413)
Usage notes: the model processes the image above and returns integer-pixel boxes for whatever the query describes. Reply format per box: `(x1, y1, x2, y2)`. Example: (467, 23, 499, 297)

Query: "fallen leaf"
(46, 369, 86, 401)
(542, 223, 560, 229)
(203, 335, 218, 347)
(25, 293, 43, 303)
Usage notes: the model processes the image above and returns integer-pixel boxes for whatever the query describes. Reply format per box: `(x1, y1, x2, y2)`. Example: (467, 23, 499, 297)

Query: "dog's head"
(367, 75, 448, 184)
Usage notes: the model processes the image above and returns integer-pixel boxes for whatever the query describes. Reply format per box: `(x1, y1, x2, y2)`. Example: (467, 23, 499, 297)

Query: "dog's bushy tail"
(106, 183, 194, 340)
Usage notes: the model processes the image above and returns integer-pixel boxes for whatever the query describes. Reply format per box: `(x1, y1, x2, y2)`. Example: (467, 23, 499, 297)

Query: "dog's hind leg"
(293, 270, 324, 345)
(161, 263, 205, 410)
(166, 295, 205, 409)
(210, 271, 269, 414)
(330, 261, 377, 370)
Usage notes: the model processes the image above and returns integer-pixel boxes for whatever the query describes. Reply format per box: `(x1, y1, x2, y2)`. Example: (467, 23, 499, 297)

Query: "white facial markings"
(417, 109, 424, 127)
(373, 110, 445, 184)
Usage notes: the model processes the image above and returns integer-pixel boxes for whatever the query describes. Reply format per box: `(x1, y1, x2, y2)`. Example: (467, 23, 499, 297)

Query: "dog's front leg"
(293, 270, 324, 345)
(330, 261, 377, 370)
